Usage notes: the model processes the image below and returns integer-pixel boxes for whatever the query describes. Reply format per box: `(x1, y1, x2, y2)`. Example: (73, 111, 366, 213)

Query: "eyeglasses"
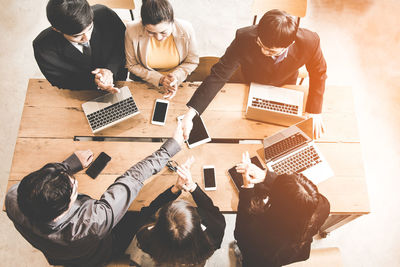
(256, 37, 293, 57)
(166, 160, 179, 172)
(70, 23, 94, 38)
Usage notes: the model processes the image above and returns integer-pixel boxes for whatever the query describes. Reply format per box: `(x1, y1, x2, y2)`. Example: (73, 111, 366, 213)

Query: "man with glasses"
(5, 125, 185, 266)
(182, 9, 327, 138)
(33, 0, 127, 93)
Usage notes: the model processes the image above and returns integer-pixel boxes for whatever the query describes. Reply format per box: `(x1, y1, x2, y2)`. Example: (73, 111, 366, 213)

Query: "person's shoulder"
(125, 20, 144, 38)
(173, 18, 195, 37)
(296, 28, 321, 45)
(33, 27, 58, 47)
(92, 4, 115, 18)
(236, 25, 257, 40)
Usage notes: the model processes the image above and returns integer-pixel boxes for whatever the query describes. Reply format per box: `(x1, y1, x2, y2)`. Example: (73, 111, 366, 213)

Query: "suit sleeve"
(186, 31, 242, 114)
(82, 138, 181, 238)
(305, 33, 327, 114)
(33, 42, 98, 90)
(138, 186, 181, 221)
(191, 185, 226, 248)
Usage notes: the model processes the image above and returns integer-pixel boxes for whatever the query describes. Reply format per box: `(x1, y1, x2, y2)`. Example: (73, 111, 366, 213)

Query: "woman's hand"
(74, 150, 93, 168)
(176, 156, 197, 192)
(236, 151, 267, 187)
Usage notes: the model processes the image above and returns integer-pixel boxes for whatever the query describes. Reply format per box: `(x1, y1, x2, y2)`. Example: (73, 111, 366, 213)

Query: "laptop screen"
(295, 118, 314, 140)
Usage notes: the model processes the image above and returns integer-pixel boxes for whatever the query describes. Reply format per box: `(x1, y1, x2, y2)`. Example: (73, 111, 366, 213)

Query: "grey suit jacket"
(5, 139, 180, 267)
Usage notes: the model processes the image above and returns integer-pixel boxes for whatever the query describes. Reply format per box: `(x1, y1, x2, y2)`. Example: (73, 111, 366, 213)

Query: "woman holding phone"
(125, 0, 199, 99)
(234, 152, 330, 267)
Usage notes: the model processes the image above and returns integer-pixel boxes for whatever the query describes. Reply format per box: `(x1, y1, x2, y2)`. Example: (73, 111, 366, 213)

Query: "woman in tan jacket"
(125, 0, 199, 99)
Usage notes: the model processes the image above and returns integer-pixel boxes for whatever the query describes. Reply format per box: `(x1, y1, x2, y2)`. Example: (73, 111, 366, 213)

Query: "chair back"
(87, 0, 135, 10)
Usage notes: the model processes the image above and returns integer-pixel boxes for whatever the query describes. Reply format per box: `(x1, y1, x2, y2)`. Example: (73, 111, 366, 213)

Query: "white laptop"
(245, 83, 305, 126)
(82, 86, 140, 133)
(263, 118, 333, 184)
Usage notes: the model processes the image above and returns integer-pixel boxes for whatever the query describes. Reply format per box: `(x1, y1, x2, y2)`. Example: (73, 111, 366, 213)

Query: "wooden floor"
(0, 0, 400, 266)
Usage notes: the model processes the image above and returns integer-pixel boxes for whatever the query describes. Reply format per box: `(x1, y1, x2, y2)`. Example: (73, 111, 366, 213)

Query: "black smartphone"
(85, 152, 111, 179)
(203, 165, 216, 191)
(228, 156, 265, 191)
(151, 99, 169, 125)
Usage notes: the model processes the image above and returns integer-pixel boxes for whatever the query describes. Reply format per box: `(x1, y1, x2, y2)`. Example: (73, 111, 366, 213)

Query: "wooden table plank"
(8, 139, 369, 214)
(18, 79, 359, 142)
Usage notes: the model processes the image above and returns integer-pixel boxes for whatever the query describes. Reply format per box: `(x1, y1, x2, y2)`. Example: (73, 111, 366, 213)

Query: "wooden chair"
(87, 0, 135, 20)
(288, 247, 343, 267)
(186, 56, 244, 83)
(251, 0, 307, 25)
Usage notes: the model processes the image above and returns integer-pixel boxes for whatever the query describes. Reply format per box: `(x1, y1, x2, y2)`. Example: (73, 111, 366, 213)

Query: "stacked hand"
(171, 156, 197, 193)
(160, 73, 178, 99)
(92, 68, 120, 93)
(236, 151, 267, 188)
(305, 113, 325, 139)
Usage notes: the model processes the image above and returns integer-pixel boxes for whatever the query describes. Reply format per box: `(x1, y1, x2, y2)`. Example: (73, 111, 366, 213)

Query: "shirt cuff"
(62, 153, 83, 173)
(162, 138, 181, 158)
(186, 105, 199, 115)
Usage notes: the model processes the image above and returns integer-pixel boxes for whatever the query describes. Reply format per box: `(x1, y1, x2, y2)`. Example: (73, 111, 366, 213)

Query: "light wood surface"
(18, 79, 359, 142)
(5, 79, 369, 233)
(7, 139, 369, 214)
(288, 247, 343, 267)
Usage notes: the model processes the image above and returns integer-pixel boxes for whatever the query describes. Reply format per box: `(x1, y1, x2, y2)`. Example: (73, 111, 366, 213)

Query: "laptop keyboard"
(264, 133, 307, 161)
(252, 97, 299, 114)
(270, 146, 322, 175)
(86, 97, 138, 131)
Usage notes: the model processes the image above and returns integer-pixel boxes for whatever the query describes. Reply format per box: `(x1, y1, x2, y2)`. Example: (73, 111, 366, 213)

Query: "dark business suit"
(234, 171, 330, 267)
(187, 26, 327, 114)
(33, 5, 127, 90)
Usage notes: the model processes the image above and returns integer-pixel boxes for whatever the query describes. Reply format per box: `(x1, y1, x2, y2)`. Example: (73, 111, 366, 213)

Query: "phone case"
(85, 152, 111, 179)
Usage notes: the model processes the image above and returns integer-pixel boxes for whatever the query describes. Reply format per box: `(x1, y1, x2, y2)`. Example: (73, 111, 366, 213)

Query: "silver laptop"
(245, 83, 305, 126)
(263, 118, 333, 184)
(82, 86, 140, 133)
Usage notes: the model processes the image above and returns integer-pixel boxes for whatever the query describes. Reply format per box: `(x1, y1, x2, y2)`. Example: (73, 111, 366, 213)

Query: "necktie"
(81, 42, 91, 57)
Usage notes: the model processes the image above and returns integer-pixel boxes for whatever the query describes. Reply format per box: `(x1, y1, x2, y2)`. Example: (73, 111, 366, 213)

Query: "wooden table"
(6, 79, 369, 234)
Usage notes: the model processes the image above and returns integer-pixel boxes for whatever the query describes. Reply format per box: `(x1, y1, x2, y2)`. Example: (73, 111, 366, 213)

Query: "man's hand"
(181, 108, 197, 140)
(176, 156, 197, 192)
(92, 68, 120, 94)
(305, 113, 325, 139)
(236, 151, 267, 187)
(172, 120, 185, 146)
(74, 150, 93, 168)
(162, 73, 178, 100)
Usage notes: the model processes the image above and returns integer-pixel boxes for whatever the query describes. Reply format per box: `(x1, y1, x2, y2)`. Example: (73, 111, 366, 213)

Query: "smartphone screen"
(85, 152, 111, 179)
(203, 166, 216, 190)
(152, 100, 169, 124)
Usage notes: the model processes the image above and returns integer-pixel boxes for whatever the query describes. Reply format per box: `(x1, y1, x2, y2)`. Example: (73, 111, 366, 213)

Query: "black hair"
(140, 0, 174, 26)
(17, 163, 74, 222)
(257, 9, 298, 48)
(250, 173, 319, 245)
(137, 200, 215, 265)
(46, 0, 94, 35)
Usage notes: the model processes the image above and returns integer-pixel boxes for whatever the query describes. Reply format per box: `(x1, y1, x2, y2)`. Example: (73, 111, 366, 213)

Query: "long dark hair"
(250, 173, 319, 248)
(136, 200, 215, 265)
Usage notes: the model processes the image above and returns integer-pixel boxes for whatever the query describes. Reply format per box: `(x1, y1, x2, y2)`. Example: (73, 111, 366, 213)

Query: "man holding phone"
(5, 125, 184, 266)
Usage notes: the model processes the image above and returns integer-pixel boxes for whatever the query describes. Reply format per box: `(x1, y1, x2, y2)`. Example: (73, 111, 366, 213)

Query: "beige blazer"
(125, 19, 199, 87)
